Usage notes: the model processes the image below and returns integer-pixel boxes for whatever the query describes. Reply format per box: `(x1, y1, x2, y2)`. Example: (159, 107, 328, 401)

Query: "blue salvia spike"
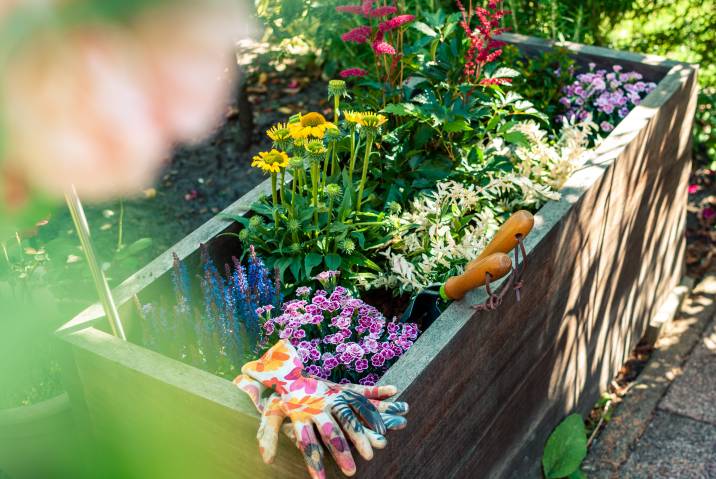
(142, 247, 285, 372)
(200, 268, 217, 332)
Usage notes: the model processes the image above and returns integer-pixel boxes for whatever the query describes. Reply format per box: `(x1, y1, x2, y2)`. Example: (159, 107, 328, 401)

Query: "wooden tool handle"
(441, 253, 512, 301)
(466, 210, 534, 271)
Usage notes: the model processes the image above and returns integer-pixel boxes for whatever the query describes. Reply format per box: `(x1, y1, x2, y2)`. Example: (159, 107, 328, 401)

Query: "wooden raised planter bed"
(57, 34, 698, 479)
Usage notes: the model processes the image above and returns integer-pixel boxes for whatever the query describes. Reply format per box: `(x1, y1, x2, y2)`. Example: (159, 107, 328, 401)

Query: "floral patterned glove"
(235, 340, 408, 478)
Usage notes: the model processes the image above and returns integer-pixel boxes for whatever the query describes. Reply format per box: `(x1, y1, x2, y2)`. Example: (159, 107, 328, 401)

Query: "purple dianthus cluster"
(558, 63, 657, 133)
(257, 279, 419, 385)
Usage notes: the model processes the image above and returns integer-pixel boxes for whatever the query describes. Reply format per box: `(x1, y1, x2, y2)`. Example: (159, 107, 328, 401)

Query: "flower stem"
(279, 169, 287, 207)
(356, 133, 374, 213)
(330, 140, 339, 176)
(291, 170, 297, 211)
(322, 144, 331, 190)
(311, 161, 320, 234)
(348, 128, 358, 183)
(271, 173, 279, 225)
(334, 95, 340, 123)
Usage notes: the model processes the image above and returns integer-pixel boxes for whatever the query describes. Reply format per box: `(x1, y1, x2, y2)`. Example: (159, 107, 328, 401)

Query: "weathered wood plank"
(65, 327, 307, 479)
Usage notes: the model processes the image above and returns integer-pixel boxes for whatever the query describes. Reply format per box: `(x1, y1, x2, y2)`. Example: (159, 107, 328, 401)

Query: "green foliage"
(542, 413, 588, 479)
(606, 0, 716, 168)
(502, 45, 576, 123)
(695, 88, 716, 170)
(502, 0, 637, 44)
(254, 0, 350, 76)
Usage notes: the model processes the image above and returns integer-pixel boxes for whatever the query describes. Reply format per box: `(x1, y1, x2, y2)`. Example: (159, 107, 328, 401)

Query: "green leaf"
(304, 252, 323, 278)
(221, 214, 250, 227)
(250, 202, 274, 217)
(412, 21, 437, 37)
(325, 253, 341, 270)
(504, 130, 531, 147)
(413, 125, 434, 148)
(361, 256, 382, 272)
(542, 414, 587, 479)
(383, 103, 418, 117)
(491, 67, 521, 79)
(568, 470, 587, 479)
(444, 119, 473, 133)
(274, 256, 293, 281)
(486, 115, 501, 132)
(289, 257, 302, 282)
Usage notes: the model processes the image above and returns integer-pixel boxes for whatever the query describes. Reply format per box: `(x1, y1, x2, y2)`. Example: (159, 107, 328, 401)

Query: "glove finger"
(332, 383, 398, 400)
(340, 390, 386, 435)
(381, 412, 408, 431)
(313, 413, 356, 477)
(366, 429, 387, 449)
(233, 374, 265, 413)
(293, 420, 326, 479)
(331, 402, 374, 461)
(257, 396, 285, 464)
(369, 399, 409, 415)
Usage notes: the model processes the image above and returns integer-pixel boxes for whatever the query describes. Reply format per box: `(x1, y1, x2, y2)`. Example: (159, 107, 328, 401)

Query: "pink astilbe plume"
(340, 68, 368, 78)
(361, 0, 374, 15)
(372, 32, 396, 55)
(456, 0, 509, 84)
(341, 26, 372, 43)
(378, 14, 415, 33)
(370, 6, 397, 17)
(336, 1, 414, 86)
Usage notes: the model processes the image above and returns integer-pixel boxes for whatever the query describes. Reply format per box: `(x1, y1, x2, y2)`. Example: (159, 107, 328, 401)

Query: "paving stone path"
(584, 273, 716, 478)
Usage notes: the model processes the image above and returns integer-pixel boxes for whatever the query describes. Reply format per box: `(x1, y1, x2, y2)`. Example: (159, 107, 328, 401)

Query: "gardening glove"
(235, 340, 408, 478)
(235, 374, 409, 455)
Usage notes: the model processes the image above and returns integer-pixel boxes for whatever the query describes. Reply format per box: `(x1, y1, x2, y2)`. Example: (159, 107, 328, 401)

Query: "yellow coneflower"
(288, 112, 337, 140)
(266, 122, 292, 147)
(343, 110, 365, 125)
(358, 113, 388, 133)
(304, 139, 328, 162)
(251, 149, 289, 174)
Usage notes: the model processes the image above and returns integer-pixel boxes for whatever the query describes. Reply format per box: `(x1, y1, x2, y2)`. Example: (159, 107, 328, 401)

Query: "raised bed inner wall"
(57, 34, 698, 479)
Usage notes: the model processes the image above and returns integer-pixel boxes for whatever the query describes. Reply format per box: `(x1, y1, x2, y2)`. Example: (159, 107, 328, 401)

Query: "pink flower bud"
(339, 68, 368, 78)
(372, 39, 396, 55)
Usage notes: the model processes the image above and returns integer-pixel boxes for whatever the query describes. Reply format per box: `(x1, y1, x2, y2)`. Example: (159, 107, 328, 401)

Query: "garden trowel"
(466, 210, 534, 270)
(400, 210, 535, 327)
(400, 252, 512, 327)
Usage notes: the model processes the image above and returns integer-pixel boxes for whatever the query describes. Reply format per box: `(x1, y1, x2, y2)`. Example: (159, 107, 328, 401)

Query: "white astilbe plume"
(362, 180, 501, 293)
(509, 118, 595, 191)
